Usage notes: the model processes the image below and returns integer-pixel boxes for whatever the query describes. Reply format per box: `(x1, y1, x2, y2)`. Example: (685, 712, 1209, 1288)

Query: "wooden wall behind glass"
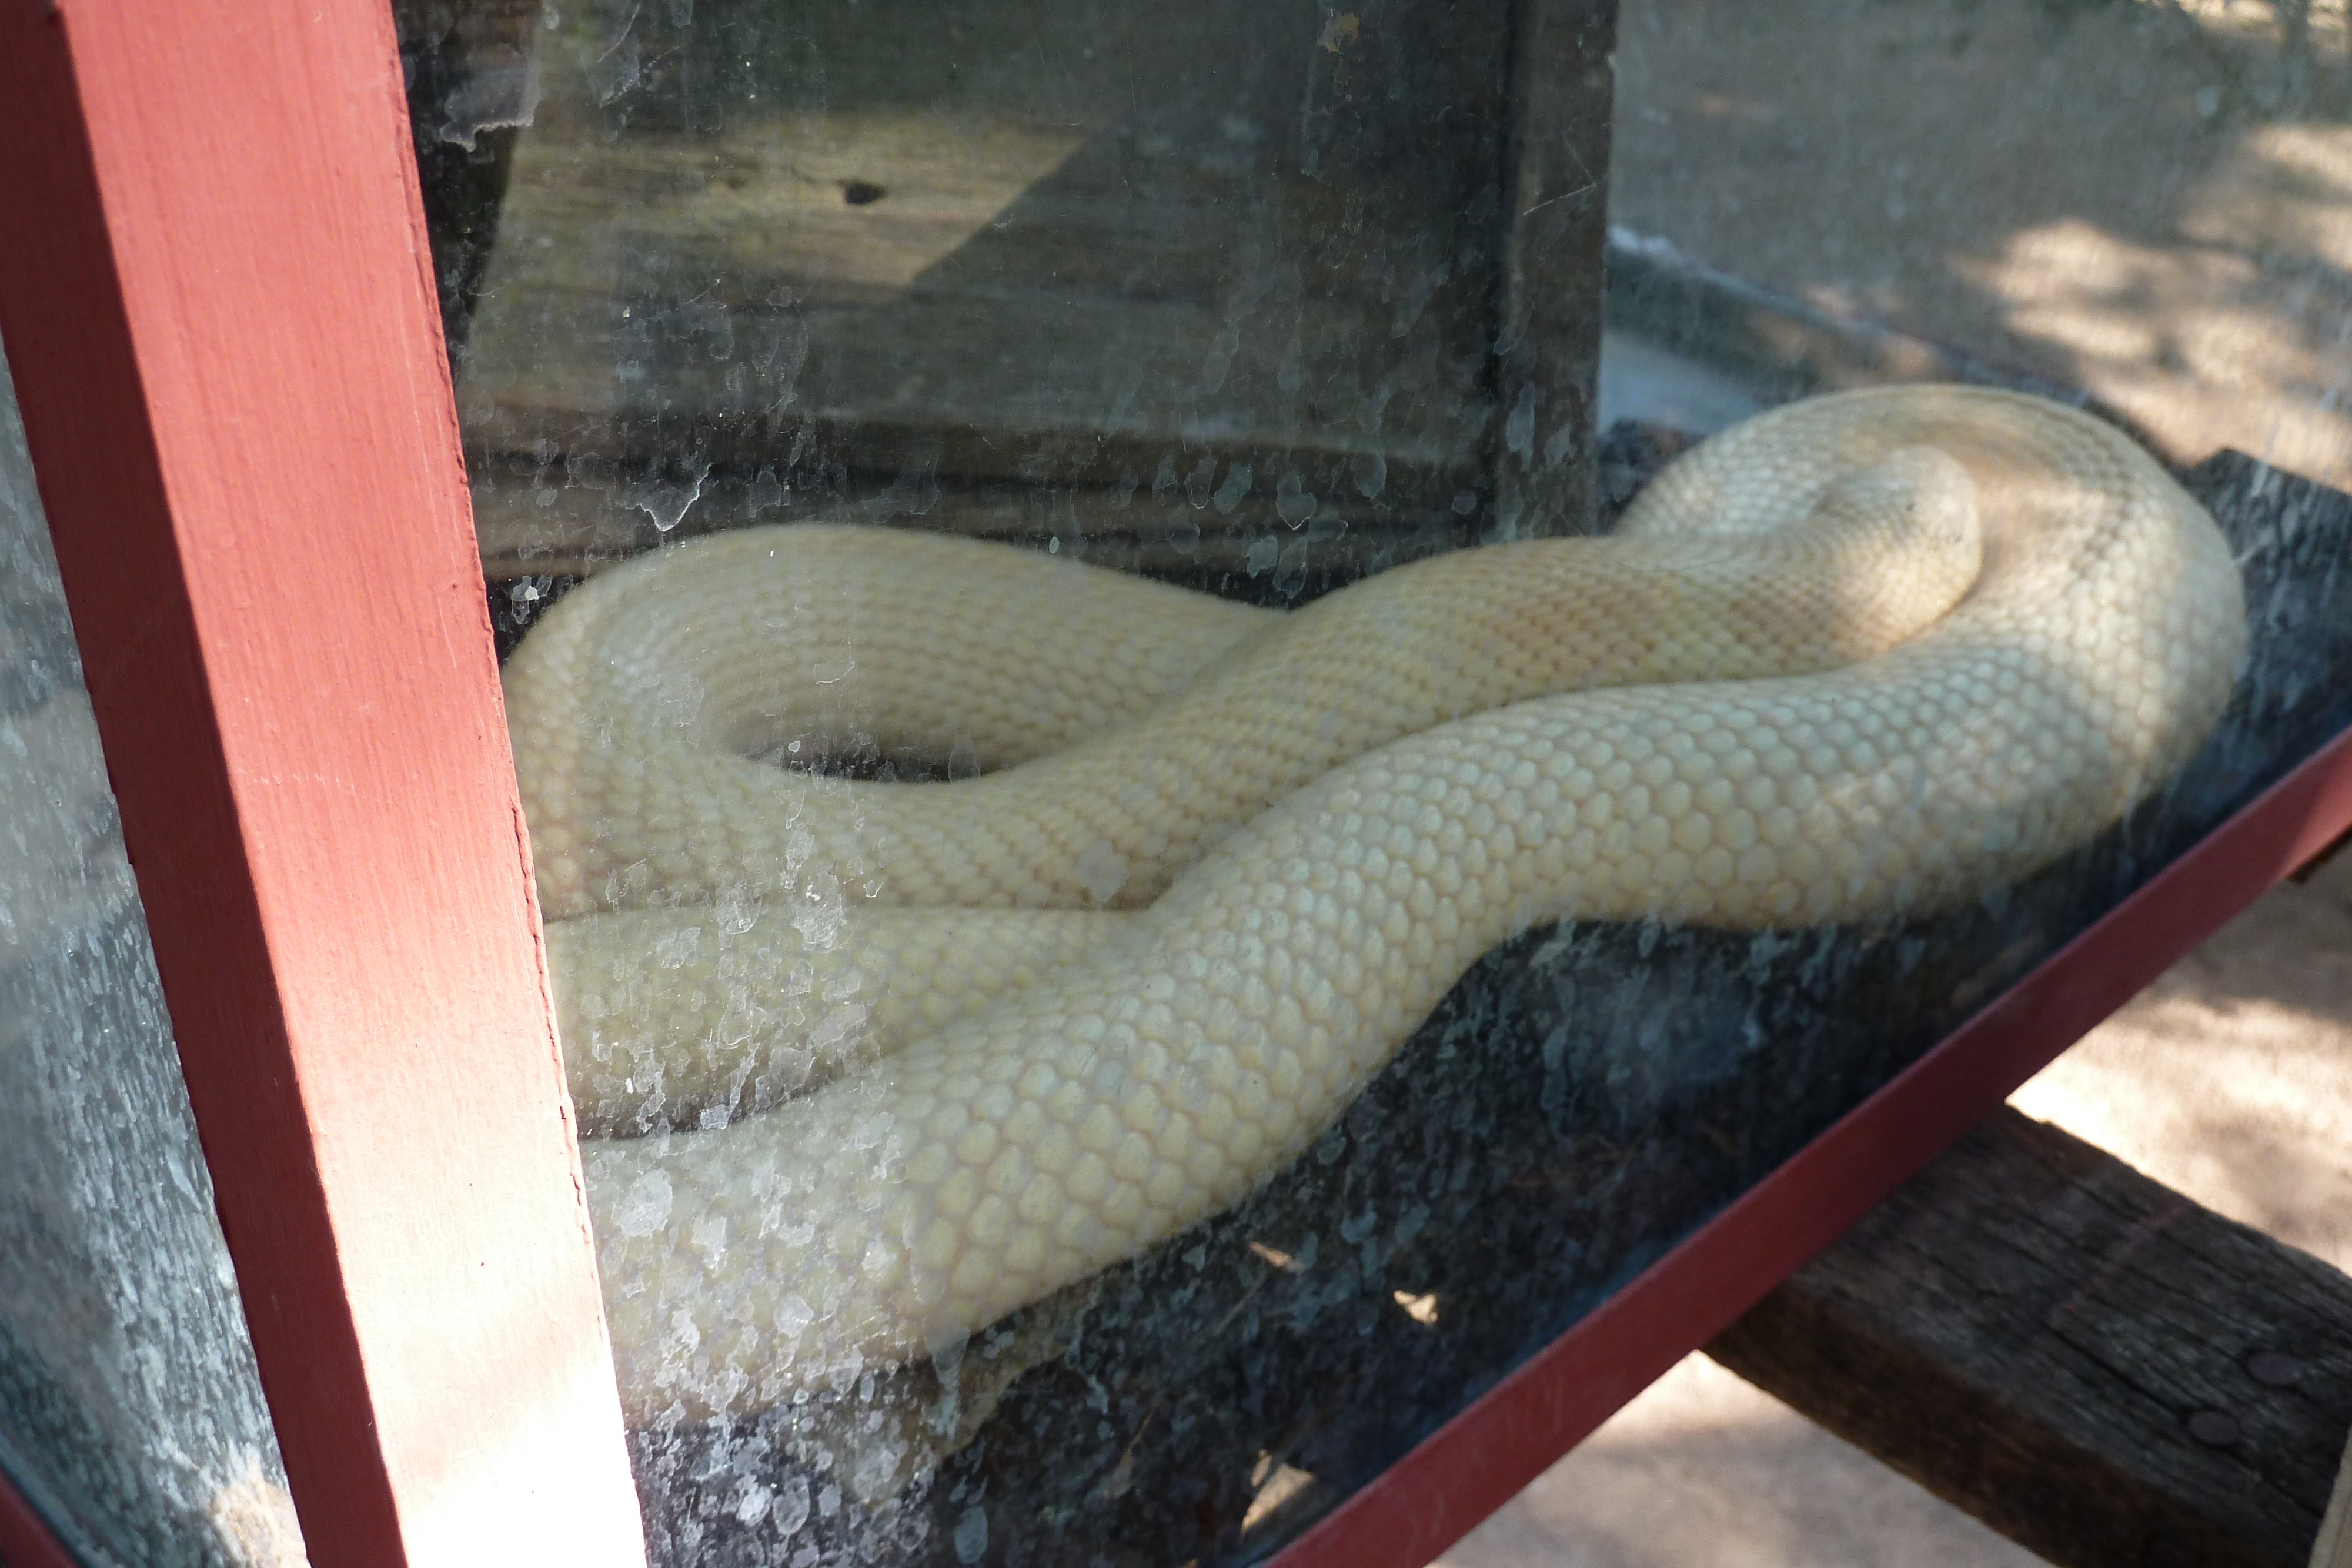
(405, 0, 1617, 589)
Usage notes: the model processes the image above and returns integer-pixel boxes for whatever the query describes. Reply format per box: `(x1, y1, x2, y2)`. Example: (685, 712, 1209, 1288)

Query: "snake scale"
(502, 387, 2246, 1423)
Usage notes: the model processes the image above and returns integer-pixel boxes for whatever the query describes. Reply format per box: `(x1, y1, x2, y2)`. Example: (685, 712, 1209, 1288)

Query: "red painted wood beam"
(1274, 726, 2352, 1568)
(0, 1469, 79, 1568)
(0, 3, 643, 1563)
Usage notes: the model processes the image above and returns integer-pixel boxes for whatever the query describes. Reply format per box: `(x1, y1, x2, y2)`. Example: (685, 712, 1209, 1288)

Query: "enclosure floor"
(1443, 0, 2352, 1561)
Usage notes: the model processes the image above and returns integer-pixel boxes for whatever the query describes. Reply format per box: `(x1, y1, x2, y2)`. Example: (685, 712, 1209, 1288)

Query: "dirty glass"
(0, 337, 306, 1565)
(401, 0, 2352, 1561)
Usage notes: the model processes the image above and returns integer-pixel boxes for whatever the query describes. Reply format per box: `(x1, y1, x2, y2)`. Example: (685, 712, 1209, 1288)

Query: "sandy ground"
(1608, 0, 2352, 489)
(1441, 1, 2352, 1563)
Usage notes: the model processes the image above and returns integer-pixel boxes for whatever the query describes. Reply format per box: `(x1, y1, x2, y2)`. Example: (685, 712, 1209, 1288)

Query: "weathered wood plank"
(1491, 0, 1616, 537)
(465, 3, 1499, 467)
(474, 463, 1464, 589)
(1707, 1107, 2352, 1568)
(457, 0, 1601, 581)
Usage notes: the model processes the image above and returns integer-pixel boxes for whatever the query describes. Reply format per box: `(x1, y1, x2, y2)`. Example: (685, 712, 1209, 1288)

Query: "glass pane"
(404, 0, 2352, 1560)
(0, 336, 305, 1564)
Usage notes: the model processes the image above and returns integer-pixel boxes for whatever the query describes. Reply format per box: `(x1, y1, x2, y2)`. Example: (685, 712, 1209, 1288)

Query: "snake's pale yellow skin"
(514, 453, 1992, 924)
(510, 527, 1273, 914)
(505, 387, 2246, 1424)
(550, 907, 1123, 1136)
(537, 450, 1987, 1136)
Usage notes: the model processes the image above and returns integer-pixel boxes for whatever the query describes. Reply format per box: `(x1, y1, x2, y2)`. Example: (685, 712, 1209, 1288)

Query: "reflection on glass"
(0, 341, 305, 1564)
(447, 0, 1592, 586)
(404, 0, 2352, 1560)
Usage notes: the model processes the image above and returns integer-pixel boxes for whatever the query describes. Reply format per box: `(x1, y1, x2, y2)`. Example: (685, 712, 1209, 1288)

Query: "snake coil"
(502, 386, 2246, 1422)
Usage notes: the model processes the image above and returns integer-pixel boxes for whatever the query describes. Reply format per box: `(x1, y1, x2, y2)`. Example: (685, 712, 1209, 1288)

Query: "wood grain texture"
(1709, 1107, 2352, 1568)
(457, 0, 1538, 576)
(1491, 0, 1616, 537)
(1267, 723, 2352, 1568)
(473, 467, 1476, 586)
(0, 2, 643, 1563)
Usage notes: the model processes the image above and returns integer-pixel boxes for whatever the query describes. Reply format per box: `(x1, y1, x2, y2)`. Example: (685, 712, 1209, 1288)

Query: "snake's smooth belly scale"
(503, 387, 2246, 1423)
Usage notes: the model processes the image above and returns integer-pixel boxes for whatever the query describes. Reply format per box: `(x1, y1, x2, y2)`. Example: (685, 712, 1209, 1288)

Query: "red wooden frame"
(0, 1462, 75, 1568)
(0, 2, 2346, 1566)
(0, 1, 642, 1564)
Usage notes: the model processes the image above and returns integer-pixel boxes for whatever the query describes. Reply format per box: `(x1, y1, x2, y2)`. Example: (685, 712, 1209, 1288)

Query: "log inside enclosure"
(453, 0, 1616, 582)
(1705, 1108, 2352, 1568)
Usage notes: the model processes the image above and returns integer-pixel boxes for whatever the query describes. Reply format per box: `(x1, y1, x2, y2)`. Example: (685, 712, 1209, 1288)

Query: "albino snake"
(502, 386, 2246, 1424)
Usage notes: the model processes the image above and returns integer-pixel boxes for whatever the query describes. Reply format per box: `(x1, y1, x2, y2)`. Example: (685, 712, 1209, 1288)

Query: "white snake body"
(502, 387, 2246, 1423)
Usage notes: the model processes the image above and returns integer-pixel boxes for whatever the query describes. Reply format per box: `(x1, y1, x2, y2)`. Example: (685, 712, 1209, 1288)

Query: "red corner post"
(0, 2, 644, 1563)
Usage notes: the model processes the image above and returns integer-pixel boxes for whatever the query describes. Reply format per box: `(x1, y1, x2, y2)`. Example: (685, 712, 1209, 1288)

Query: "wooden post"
(0, 1, 644, 1562)
(1489, 0, 1618, 538)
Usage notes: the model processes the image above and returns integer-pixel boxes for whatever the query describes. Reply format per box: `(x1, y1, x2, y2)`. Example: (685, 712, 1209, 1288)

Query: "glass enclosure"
(11, 1, 2352, 1565)
(393, 0, 2352, 1561)
(0, 339, 306, 1565)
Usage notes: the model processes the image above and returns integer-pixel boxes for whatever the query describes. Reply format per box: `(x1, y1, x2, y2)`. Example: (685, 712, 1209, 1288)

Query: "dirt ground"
(1441, 1, 2352, 1563)
(1609, 0, 2352, 489)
